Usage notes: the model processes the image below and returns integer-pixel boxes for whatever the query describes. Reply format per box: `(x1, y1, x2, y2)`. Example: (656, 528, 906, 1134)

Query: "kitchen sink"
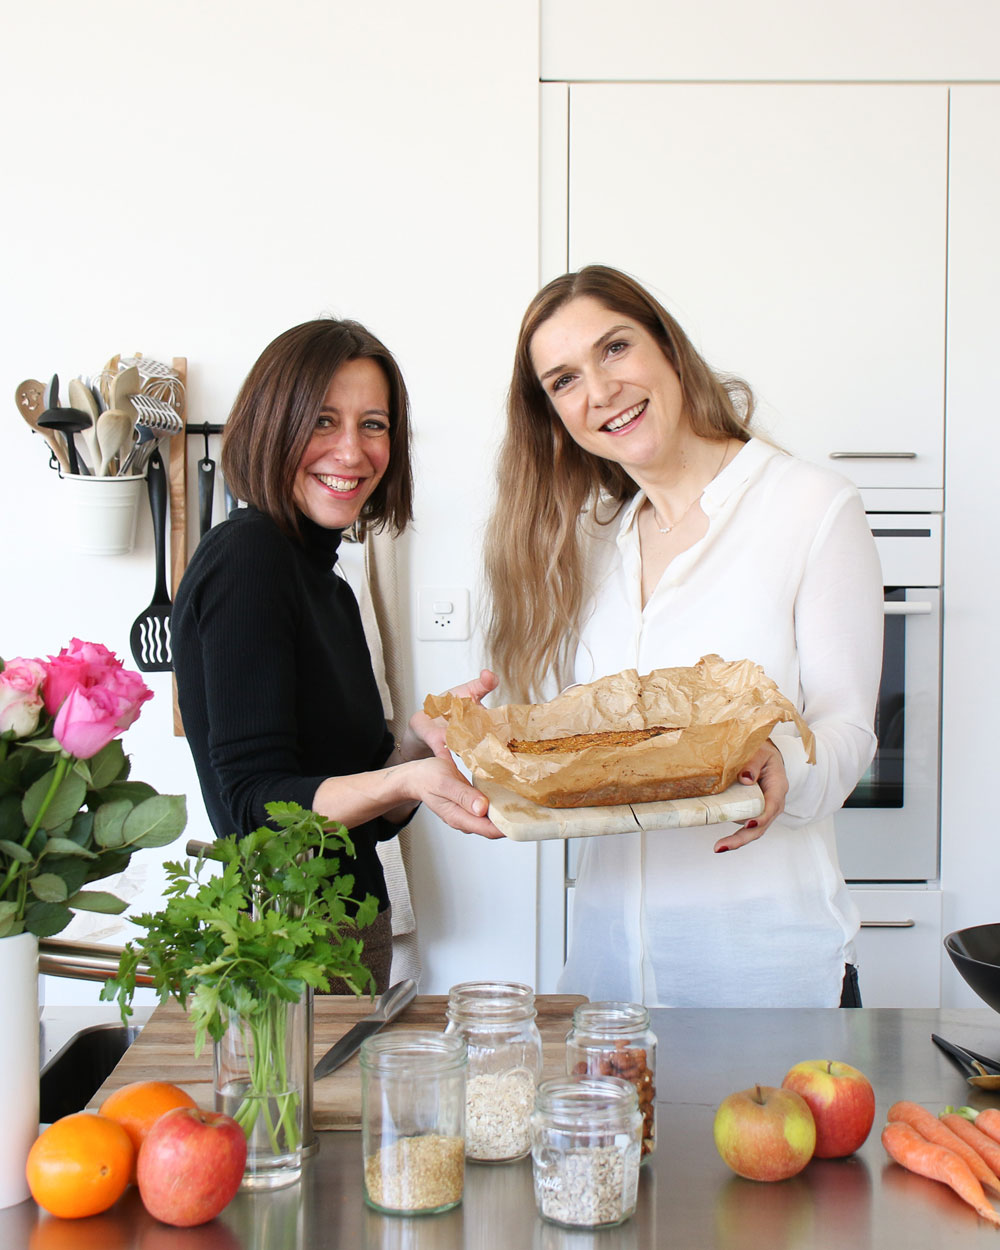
(39, 1022, 143, 1123)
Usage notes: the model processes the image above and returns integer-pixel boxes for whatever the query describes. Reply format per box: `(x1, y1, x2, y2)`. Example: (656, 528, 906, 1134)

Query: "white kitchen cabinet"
(554, 83, 947, 500)
(939, 86, 1000, 1006)
(541, 0, 1000, 83)
(851, 888, 943, 1007)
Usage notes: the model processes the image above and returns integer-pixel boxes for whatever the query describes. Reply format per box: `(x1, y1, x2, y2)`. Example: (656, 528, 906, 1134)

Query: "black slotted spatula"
(129, 450, 173, 671)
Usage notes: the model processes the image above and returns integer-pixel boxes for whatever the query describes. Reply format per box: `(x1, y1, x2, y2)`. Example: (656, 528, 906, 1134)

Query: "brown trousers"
(321, 906, 394, 996)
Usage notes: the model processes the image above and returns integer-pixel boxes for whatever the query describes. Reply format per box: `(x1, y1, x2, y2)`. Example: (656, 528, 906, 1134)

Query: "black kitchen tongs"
(932, 1032, 1000, 1082)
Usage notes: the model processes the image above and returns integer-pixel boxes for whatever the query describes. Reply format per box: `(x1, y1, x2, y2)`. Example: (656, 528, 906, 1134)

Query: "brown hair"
(484, 265, 755, 702)
(221, 318, 413, 539)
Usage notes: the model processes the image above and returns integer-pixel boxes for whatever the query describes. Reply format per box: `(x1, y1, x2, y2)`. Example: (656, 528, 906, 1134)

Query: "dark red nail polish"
(740, 771, 753, 781)
(715, 846, 729, 853)
(745, 820, 758, 829)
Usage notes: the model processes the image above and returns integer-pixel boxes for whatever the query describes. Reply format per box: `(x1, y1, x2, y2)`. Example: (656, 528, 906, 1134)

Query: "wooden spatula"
(129, 450, 172, 671)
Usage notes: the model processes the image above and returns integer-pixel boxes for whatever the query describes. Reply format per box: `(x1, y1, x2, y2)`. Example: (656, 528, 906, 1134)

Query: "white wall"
(1, 0, 542, 1001)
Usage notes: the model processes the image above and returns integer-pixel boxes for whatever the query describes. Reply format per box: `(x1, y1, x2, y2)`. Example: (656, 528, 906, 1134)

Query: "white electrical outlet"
(417, 587, 471, 640)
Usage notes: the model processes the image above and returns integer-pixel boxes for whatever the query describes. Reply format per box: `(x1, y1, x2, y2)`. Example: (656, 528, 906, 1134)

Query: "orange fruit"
(26, 1113, 135, 1219)
(99, 1081, 199, 1180)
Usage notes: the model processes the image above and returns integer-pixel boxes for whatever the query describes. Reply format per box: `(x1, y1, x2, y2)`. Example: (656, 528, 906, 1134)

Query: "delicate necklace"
(650, 441, 730, 535)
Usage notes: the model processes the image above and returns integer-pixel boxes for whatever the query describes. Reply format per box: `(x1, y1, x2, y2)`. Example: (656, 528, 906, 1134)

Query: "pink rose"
(52, 685, 135, 759)
(43, 638, 123, 716)
(43, 639, 153, 758)
(95, 663, 153, 731)
(0, 657, 47, 738)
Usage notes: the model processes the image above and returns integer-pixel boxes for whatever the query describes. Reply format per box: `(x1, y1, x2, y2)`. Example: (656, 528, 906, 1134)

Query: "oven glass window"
(844, 587, 904, 809)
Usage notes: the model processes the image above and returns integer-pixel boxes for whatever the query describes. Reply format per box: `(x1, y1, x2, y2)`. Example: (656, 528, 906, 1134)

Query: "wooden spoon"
(96, 408, 135, 476)
(69, 378, 101, 472)
(15, 378, 69, 472)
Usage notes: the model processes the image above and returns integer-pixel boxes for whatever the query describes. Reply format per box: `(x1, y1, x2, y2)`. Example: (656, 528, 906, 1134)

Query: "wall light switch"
(417, 587, 471, 640)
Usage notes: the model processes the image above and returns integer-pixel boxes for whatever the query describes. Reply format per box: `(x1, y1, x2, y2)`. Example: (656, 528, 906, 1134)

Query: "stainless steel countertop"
(8, 1006, 1000, 1248)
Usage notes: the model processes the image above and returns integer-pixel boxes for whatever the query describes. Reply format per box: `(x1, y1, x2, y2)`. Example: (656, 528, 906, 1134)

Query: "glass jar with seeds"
(565, 1001, 657, 1160)
(360, 1030, 467, 1215)
(530, 1075, 642, 1229)
(445, 981, 544, 1163)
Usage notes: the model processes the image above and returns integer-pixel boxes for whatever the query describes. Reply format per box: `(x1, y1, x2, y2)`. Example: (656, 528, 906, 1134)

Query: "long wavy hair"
(483, 265, 755, 702)
(222, 318, 413, 541)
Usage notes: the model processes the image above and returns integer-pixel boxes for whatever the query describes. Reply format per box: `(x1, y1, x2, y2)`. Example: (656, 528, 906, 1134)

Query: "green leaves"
(23, 765, 86, 831)
(94, 795, 188, 850)
(1, 725, 187, 935)
(103, 803, 378, 1047)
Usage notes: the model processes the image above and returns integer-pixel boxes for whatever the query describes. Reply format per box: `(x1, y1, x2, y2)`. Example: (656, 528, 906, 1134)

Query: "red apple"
(713, 1084, 816, 1182)
(137, 1107, 247, 1227)
(781, 1059, 876, 1159)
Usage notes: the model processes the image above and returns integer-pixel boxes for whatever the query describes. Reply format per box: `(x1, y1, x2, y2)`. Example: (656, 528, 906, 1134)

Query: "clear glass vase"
(214, 994, 307, 1191)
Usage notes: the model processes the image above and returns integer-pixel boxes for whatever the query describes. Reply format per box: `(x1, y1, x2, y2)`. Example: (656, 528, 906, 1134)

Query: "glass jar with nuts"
(565, 1001, 656, 1160)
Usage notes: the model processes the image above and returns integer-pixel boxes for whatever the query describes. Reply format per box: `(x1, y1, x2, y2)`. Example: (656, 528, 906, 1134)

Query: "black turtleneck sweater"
(172, 506, 396, 910)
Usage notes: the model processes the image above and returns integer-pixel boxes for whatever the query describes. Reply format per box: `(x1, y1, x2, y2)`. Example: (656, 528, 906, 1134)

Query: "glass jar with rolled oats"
(565, 1001, 657, 1160)
(530, 1075, 642, 1229)
(444, 980, 543, 1163)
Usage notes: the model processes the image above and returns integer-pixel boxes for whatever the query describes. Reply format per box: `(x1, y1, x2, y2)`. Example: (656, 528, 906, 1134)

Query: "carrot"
(887, 1100, 1000, 1197)
(970, 1108, 1000, 1147)
(942, 1113, 1000, 1181)
(881, 1120, 1000, 1226)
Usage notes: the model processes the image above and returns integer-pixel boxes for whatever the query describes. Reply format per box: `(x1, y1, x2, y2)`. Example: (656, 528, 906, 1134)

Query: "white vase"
(0, 933, 39, 1209)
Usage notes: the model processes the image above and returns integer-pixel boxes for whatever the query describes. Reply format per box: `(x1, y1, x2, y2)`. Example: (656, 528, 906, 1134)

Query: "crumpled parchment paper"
(424, 654, 814, 808)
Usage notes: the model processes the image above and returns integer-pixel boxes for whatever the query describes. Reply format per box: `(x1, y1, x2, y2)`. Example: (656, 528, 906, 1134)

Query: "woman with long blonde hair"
(484, 265, 883, 1007)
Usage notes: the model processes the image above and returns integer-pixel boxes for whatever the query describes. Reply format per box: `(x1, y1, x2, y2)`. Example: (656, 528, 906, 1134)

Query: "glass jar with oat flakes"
(444, 981, 543, 1163)
(565, 1002, 656, 1160)
(530, 1075, 643, 1229)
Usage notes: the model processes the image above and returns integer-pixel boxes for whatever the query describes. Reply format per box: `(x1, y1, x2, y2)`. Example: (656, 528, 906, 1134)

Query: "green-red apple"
(780, 1060, 875, 1158)
(713, 1084, 816, 1182)
(137, 1106, 247, 1227)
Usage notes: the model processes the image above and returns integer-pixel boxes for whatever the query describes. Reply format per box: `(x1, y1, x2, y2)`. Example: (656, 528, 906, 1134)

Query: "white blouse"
(559, 438, 884, 1007)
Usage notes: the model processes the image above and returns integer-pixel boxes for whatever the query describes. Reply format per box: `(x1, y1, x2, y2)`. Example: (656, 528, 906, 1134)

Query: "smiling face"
(292, 357, 391, 530)
(529, 295, 690, 482)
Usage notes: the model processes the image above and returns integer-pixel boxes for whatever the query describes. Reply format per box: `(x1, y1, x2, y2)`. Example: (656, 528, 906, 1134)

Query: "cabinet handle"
(884, 601, 933, 616)
(829, 451, 918, 459)
(860, 919, 916, 928)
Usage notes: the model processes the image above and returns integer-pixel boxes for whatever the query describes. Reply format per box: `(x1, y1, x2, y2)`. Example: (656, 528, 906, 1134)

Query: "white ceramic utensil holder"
(62, 473, 145, 556)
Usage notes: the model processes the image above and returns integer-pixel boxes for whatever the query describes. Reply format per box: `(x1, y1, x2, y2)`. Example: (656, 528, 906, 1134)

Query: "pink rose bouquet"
(0, 639, 186, 939)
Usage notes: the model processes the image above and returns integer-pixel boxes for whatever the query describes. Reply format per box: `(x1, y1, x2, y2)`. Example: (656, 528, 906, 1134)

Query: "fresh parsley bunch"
(103, 802, 379, 1055)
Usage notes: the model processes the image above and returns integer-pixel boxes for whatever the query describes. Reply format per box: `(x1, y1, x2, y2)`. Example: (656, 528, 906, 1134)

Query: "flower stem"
(0, 754, 70, 904)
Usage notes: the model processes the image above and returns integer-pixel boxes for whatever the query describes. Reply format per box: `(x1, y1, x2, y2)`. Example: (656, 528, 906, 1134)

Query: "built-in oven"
(834, 513, 943, 882)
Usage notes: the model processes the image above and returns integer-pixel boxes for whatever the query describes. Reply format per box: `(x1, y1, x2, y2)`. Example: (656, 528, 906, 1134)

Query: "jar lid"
(533, 1075, 639, 1124)
(446, 980, 537, 1023)
(570, 1000, 650, 1035)
(359, 1029, 467, 1073)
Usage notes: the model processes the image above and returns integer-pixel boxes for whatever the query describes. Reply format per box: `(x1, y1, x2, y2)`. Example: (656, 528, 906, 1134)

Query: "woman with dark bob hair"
(174, 318, 500, 993)
(484, 266, 883, 1008)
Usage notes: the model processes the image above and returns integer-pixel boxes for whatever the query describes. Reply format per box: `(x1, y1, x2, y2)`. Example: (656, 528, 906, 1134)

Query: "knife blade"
(314, 977, 418, 1080)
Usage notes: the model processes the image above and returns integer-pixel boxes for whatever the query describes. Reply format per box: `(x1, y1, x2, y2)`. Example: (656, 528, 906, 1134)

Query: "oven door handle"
(883, 601, 933, 616)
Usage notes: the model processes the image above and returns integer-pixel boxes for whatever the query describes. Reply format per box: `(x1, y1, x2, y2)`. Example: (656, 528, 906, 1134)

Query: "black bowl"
(944, 924, 1000, 1013)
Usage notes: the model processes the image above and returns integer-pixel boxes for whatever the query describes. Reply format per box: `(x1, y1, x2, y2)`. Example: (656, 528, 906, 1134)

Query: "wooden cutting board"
(478, 775, 764, 840)
(88, 994, 587, 1131)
